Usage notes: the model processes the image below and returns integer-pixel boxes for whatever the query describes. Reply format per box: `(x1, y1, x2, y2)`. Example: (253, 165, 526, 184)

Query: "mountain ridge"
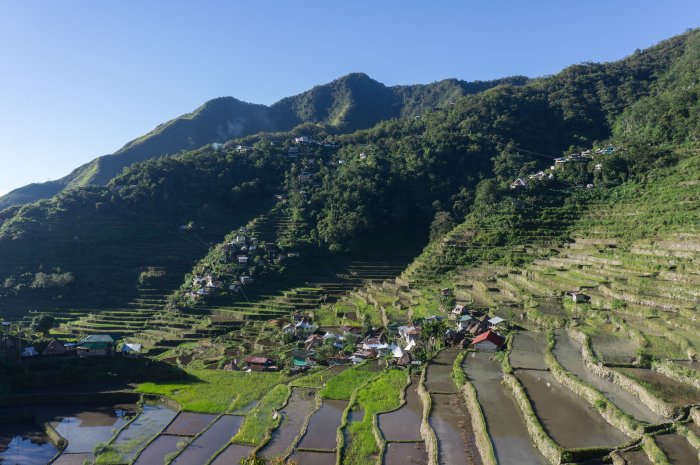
(0, 73, 528, 210)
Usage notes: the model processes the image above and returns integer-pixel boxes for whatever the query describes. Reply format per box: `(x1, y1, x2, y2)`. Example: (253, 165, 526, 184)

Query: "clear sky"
(0, 1, 697, 196)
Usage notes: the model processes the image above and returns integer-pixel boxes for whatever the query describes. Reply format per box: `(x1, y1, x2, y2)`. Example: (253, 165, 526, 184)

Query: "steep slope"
(0, 73, 524, 210)
(0, 29, 697, 319)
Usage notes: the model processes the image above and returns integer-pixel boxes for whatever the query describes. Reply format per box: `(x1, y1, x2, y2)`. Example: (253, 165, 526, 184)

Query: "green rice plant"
(137, 369, 288, 413)
(233, 384, 291, 445)
(320, 363, 378, 400)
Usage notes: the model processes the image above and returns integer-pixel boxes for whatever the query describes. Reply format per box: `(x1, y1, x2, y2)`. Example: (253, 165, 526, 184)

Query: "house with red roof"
(471, 330, 505, 352)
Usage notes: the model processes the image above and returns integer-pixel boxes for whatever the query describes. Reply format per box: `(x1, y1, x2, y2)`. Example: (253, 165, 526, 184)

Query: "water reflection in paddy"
(47, 404, 136, 454)
(210, 443, 254, 465)
(462, 352, 548, 465)
(509, 332, 547, 370)
(515, 370, 629, 448)
(553, 330, 664, 423)
(261, 387, 317, 458)
(377, 379, 422, 441)
(655, 434, 699, 465)
(0, 422, 57, 465)
(171, 415, 244, 465)
(133, 435, 184, 465)
(296, 399, 347, 450)
(383, 441, 427, 465)
(288, 450, 337, 465)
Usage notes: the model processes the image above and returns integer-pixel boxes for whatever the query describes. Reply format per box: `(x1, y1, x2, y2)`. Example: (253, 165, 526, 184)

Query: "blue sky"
(0, 1, 697, 196)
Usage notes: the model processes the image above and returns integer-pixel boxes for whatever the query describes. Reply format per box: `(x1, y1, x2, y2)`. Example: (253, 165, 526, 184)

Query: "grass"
(137, 369, 288, 413)
(320, 363, 379, 400)
(291, 367, 339, 388)
(233, 383, 291, 445)
(343, 369, 407, 465)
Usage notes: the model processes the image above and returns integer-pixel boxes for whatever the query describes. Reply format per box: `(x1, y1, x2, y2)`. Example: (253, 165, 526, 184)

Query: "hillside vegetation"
(0, 29, 698, 326)
(0, 73, 526, 210)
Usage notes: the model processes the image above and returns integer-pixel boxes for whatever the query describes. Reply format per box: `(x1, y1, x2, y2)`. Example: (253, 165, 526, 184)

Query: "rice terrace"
(0, 4, 699, 465)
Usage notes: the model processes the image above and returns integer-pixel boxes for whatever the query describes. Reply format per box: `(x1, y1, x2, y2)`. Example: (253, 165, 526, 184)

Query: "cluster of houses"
(510, 147, 616, 190)
(187, 227, 302, 300)
(447, 305, 506, 351)
(1, 333, 142, 360)
(227, 307, 509, 375)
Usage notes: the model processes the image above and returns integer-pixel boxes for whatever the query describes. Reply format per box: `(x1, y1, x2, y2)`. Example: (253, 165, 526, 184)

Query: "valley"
(1, 28, 700, 465)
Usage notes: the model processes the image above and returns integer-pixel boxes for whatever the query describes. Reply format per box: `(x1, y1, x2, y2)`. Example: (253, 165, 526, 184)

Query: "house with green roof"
(76, 334, 116, 357)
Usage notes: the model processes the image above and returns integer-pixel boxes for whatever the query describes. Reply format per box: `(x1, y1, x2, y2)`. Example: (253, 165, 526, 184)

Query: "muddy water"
(296, 399, 347, 450)
(210, 443, 254, 465)
(655, 434, 699, 464)
(384, 441, 428, 465)
(261, 387, 317, 458)
(516, 370, 629, 448)
(425, 349, 459, 393)
(429, 393, 482, 465)
(165, 412, 217, 436)
(171, 415, 244, 465)
(618, 368, 700, 406)
(109, 403, 179, 462)
(288, 450, 337, 465)
(48, 404, 136, 454)
(620, 449, 653, 465)
(510, 332, 547, 370)
(553, 330, 664, 423)
(462, 352, 548, 465)
(0, 422, 57, 465)
(377, 380, 422, 441)
(133, 435, 184, 465)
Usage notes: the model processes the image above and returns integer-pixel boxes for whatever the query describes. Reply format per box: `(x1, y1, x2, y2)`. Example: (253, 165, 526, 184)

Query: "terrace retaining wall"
(568, 328, 679, 419)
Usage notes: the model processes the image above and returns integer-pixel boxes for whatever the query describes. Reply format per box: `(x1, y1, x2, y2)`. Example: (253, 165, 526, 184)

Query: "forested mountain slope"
(0, 28, 698, 319)
(0, 74, 526, 210)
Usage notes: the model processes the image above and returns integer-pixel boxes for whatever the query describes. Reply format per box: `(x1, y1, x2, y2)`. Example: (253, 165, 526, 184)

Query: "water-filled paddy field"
(462, 351, 548, 465)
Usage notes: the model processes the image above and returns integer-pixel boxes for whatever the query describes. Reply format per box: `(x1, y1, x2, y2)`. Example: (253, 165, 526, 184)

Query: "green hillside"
(0, 28, 698, 325)
(0, 73, 525, 211)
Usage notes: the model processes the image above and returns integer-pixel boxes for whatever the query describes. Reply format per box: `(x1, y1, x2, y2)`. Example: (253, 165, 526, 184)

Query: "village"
(0, 138, 698, 465)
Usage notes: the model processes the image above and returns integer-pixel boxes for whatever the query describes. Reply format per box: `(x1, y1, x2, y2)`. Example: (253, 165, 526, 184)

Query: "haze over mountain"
(0, 73, 527, 210)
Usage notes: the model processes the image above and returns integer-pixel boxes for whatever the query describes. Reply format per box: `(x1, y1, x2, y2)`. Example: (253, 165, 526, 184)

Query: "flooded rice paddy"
(261, 387, 317, 458)
(210, 443, 254, 465)
(383, 441, 428, 465)
(171, 415, 244, 465)
(509, 332, 547, 370)
(50, 453, 92, 465)
(462, 351, 548, 465)
(377, 378, 422, 441)
(49, 403, 136, 454)
(133, 434, 184, 465)
(515, 370, 629, 448)
(654, 433, 699, 464)
(165, 412, 217, 436)
(429, 394, 482, 465)
(620, 449, 653, 465)
(553, 330, 665, 423)
(425, 349, 482, 465)
(424, 349, 458, 393)
(287, 449, 337, 465)
(0, 422, 57, 465)
(107, 403, 178, 462)
(296, 399, 347, 450)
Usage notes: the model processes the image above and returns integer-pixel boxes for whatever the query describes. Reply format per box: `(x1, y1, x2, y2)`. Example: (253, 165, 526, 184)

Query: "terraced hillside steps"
(60, 265, 190, 338)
